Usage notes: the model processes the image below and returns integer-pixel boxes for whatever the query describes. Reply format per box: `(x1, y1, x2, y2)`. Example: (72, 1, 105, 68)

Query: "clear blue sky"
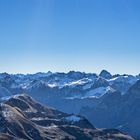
(0, 0, 140, 74)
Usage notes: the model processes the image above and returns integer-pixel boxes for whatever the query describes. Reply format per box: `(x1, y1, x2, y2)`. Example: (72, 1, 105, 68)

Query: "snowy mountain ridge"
(0, 70, 139, 99)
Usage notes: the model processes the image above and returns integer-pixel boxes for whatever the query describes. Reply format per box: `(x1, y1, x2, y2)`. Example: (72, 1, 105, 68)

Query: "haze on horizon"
(0, 0, 140, 75)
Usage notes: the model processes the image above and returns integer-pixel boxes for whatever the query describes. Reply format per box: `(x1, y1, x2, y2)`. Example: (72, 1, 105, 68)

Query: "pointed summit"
(99, 70, 112, 79)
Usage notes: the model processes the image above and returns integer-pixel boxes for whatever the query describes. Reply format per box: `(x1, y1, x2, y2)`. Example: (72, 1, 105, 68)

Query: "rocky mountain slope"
(80, 80, 140, 139)
(0, 70, 139, 139)
(0, 94, 134, 140)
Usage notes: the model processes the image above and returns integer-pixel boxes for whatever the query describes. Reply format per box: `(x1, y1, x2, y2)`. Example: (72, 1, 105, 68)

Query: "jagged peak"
(99, 70, 112, 79)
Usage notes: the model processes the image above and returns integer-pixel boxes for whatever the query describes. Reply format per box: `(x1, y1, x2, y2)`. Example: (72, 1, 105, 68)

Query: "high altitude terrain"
(0, 70, 139, 138)
(0, 94, 134, 140)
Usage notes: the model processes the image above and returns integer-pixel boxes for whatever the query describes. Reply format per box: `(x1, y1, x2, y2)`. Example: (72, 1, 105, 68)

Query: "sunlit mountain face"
(0, 70, 139, 139)
(0, 93, 134, 140)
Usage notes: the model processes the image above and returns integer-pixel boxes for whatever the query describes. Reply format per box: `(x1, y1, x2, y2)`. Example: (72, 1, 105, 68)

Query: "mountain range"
(0, 70, 139, 139)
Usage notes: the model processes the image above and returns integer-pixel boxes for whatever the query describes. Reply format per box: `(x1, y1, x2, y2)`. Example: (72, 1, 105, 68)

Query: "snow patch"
(64, 115, 81, 122)
(64, 78, 92, 88)
(1, 104, 16, 119)
(48, 83, 57, 88)
(109, 75, 137, 85)
(85, 86, 115, 98)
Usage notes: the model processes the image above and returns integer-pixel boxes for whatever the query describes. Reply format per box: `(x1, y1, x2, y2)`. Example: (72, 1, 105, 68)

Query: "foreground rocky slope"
(0, 94, 134, 140)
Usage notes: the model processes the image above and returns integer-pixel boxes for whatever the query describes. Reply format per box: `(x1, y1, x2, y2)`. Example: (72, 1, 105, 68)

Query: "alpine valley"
(0, 70, 140, 139)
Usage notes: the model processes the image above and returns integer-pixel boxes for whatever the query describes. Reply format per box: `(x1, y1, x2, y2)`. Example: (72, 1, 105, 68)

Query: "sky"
(0, 0, 140, 75)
